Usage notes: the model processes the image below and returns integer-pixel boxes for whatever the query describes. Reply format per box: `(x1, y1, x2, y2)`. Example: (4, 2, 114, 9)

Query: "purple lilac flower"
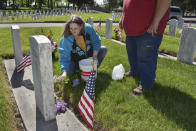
(57, 76, 62, 82)
(56, 101, 62, 111)
(53, 75, 57, 80)
(113, 28, 119, 33)
(55, 100, 67, 113)
(73, 79, 80, 87)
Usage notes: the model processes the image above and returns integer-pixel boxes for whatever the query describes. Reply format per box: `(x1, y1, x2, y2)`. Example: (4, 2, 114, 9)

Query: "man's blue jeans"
(126, 32, 163, 89)
(67, 46, 107, 77)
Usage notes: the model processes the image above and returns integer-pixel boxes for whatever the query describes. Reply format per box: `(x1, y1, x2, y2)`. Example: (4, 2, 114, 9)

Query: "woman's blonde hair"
(62, 15, 85, 37)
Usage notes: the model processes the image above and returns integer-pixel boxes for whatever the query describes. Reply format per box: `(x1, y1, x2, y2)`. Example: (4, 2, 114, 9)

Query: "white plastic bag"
(112, 64, 125, 80)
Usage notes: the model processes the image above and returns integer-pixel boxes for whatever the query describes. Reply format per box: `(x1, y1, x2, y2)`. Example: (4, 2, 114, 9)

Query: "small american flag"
(77, 69, 95, 129)
(97, 21, 101, 32)
(17, 52, 31, 73)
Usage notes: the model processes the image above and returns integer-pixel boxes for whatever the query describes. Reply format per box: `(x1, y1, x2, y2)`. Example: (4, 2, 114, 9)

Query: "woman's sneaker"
(133, 85, 144, 95)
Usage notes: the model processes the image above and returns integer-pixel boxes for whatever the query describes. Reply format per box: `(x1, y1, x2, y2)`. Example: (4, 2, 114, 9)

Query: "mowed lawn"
(0, 27, 195, 130)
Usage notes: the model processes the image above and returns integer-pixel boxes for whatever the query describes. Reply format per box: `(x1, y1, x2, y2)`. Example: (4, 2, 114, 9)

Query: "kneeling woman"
(58, 15, 107, 78)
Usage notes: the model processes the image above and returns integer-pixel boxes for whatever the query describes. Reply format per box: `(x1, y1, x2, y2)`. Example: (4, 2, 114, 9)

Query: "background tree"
(37, 0, 44, 9)
(0, 0, 7, 9)
(171, 0, 196, 12)
(104, 0, 121, 12)
(68, 0, 94, 9)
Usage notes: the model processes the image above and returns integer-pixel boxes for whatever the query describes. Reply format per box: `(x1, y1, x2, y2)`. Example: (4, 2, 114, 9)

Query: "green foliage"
(104, 0, 122, 12)
(68, 0, 94, 8)
(171, 0, 196, 12)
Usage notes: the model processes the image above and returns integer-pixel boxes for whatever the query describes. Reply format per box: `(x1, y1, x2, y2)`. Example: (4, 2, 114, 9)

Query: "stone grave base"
(4, 59, 87, 131)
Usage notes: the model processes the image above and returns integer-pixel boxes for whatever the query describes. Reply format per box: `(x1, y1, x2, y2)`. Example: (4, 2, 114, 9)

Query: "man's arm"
(119, 15, 123, 30)
(147, 0, 171, 36)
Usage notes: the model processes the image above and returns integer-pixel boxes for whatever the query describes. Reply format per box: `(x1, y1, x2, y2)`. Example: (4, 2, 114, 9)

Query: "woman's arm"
(86, 24, 101, 53)
(58, 37, 72, 73)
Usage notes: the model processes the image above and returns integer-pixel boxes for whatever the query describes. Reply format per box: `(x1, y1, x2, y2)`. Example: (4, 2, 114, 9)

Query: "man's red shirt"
(122, 0, 169, 36)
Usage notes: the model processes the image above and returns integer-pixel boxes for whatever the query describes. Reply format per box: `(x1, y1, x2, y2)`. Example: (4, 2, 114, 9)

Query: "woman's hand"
(61, 71, 67, 78)
(93, 51, 99, 66)
(57, 71, 67, 82)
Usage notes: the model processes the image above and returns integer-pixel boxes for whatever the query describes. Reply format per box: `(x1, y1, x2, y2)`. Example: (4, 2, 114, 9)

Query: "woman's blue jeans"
(67, 46, 107, 77)
(126, 32, 163, 89)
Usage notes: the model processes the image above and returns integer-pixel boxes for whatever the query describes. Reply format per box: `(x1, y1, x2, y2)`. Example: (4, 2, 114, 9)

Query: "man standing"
(119, 0, 171, 95)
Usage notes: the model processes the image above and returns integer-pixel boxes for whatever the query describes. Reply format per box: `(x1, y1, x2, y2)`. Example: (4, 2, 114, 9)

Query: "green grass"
(0, 27, 196, 130)
(0, 27, 64, 58)
(0, 57, 20, 131)
(0, 25, 195, 60)
(53, 38, 196, 130)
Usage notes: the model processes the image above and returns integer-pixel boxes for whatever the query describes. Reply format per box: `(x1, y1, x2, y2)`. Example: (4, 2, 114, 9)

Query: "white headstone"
(62, 8, 65, 15)
(26, 10, 29, 17)
(105, 18, 113, 39)
(87, 17, 93, 26)
(30, 10, 33, 16)
(168, 19, 178, 36)
(21, 10, 24, 19)
(112, 11, 115, 20)
(43, 10, 45, 18)
(0, 12, 3, 22)
(11, 10, 14, 20)
(32, 14, 36, 21)
(53, 10, 55, 16)
(11, 25, 23, 66)
(29, 35, 56, 121)
(177, 27, 196, 64)
(36, 11, 39, 20)
(178, 18, 184, 29)
(39, 10, 42, 19)
(16, 10, 19, 19)
(46, 10, 49, 18)
(6, 11, 9, 21)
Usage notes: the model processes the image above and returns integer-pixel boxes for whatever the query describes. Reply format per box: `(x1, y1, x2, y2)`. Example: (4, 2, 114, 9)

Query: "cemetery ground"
(0, 26, 196, 130)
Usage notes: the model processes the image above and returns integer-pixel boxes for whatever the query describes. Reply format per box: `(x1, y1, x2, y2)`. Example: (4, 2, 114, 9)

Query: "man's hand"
(147, 20, 159, 36)
(119, 19, 123, 30)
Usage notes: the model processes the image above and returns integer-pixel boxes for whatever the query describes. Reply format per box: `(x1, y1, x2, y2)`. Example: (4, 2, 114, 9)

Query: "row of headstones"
(168, 18, 196, 64)
(11, 25, 56, 121)
(111, 11, 121, 20)
(87, 17, 113, 39)
(168, 18, 185, 36)
(88, 17, 196, 64)
(0, 8, 92, 22)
